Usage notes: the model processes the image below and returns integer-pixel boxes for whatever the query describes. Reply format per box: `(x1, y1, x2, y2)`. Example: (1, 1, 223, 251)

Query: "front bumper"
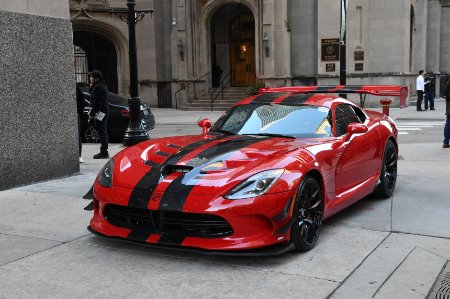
(89, 185, 297, 252)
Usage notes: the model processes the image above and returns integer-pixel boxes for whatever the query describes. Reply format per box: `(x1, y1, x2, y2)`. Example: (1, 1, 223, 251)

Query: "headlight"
(97, 159, 114, 188)
(225, 169, 284, 199)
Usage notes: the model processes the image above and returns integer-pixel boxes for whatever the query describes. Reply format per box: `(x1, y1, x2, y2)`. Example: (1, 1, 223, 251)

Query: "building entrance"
(210, 4, 255, 87)
(73, 31, 118, 93)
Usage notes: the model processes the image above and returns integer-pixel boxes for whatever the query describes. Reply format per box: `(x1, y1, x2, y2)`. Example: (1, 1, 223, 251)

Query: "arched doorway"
(210, 4, 255, 87)
(73, 31, 118, 93)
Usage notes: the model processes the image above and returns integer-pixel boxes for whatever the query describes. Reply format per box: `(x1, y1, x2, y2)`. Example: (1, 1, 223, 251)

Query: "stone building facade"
(70, 0, 450, 108)
(0, 1, 78, 190)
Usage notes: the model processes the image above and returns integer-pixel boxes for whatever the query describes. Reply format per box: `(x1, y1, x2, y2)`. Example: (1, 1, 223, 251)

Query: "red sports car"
(86, 85, 406, 255)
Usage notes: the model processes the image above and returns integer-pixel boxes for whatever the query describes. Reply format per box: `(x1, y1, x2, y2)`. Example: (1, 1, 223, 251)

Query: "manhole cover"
(428, 261, 450, 299)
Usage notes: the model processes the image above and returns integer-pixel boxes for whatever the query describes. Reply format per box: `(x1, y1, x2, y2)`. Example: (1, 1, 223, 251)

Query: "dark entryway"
(210, 4, 255, 87)
(73, 31, 118, 93)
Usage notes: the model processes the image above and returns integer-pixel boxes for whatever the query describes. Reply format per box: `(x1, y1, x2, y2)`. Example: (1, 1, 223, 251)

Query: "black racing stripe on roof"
(159, 136, 263, 212)
(128, 137, 222, 209)
(167, 144, 181, 149)
(280, 93, 315, 105)
(250, 92, 286, 104)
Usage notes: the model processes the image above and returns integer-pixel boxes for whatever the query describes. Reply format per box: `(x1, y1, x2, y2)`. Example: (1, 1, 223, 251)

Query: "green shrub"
(244, 81, 266, 96)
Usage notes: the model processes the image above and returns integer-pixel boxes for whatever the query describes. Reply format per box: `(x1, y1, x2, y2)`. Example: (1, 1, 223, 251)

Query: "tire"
(84, 125, 101, 143)
(290, 175, 324, 252)
(374, 139, 397, 198)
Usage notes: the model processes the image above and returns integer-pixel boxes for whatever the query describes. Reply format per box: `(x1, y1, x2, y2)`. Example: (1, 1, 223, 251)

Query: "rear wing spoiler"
(258, 85, 409, 108)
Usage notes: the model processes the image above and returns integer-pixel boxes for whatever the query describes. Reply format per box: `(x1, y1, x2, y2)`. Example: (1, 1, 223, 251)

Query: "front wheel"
(290, 175, 324, 252)
(374, 139, 397, 198)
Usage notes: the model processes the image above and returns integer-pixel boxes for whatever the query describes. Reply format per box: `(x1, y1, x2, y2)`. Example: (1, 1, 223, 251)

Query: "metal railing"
(174, 83, 186, 110)
(193, 71, 212, 100)
(210, 71, 231, 111)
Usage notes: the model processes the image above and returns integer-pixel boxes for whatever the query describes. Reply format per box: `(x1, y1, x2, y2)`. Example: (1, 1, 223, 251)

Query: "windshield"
(211, 104, 333, 138)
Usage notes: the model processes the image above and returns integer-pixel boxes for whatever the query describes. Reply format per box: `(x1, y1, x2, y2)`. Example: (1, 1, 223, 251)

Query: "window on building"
(356, 6, 363, 48)
(74, 45, 89, 89)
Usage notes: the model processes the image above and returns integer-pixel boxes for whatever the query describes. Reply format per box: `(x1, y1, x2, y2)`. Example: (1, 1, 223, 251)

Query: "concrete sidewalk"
(0, 100, 449, 298)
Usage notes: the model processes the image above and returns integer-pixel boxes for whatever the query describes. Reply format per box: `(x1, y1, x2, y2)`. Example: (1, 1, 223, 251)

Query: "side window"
(335, 104, 360, 136)
(352, 106, 367, 123)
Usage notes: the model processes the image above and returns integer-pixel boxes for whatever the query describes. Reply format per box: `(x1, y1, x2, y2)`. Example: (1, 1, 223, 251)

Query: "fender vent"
(428, 261, 450, 299)
(161, 164, 193, 176)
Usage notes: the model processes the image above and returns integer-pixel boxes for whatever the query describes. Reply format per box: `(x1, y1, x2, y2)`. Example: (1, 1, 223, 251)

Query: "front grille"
(104, 204, 233, 238)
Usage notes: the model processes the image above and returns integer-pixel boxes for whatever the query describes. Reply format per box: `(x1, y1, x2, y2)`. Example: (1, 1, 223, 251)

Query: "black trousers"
(95, 115, 108, 153)
(416, 90, 424, 110)
(77, 114, 82, 157)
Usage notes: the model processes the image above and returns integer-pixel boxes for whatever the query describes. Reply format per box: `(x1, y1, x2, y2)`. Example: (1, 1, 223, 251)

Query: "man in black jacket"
(76, 86, 85, 162)
(88, 69, 109, 158)
(443, 78, 450, 148)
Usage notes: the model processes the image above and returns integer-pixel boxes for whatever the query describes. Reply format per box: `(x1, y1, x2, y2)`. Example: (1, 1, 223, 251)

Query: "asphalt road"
(1, 103, 449, 298)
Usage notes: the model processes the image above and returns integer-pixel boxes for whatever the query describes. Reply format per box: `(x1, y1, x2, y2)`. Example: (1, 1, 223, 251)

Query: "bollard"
(380, 98, 392, 116)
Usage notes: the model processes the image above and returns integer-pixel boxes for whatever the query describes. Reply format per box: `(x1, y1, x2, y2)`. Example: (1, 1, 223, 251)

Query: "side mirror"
(198, 118, 211, 135)
(347, 123, 368, 134)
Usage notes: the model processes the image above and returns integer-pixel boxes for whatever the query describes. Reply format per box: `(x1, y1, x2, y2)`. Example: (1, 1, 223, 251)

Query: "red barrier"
(380, 98, 392, 116)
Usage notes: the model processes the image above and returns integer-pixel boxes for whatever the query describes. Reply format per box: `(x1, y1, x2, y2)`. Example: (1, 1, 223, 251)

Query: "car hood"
(112, 134, 328, 195)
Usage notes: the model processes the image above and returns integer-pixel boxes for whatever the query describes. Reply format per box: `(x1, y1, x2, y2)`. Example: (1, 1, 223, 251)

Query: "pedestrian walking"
(416, 70, 425, 111)
(76, 86, 85, 163)
(427, 71, 436, 110)
(443, 79, 450, 148)
(424, 72, 432, 110)
(88, 69, 110, 159)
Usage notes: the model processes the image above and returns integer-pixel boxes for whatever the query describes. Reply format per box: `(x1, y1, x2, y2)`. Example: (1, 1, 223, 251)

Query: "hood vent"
(161, 164, 193, 177)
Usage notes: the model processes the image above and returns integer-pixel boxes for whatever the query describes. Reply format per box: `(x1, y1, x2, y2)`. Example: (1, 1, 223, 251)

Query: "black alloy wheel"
(374, 140, 397, 198)
(290, 175, 324, 252)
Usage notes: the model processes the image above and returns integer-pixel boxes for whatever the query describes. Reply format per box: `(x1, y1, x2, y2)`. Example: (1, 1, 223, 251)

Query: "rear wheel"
(290, 175, 324, 252)
(374, 140, 397, 198)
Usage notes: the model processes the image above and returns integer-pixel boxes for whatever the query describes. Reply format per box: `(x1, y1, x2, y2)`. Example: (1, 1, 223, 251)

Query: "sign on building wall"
(355, 63, 364, 71)
(354, 51, 364, 61)
(321, 38, 339, 61)
(326, 63, 336, 72)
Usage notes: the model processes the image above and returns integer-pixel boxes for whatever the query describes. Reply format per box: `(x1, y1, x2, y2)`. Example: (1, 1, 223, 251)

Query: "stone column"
(262, 0, 291, 86)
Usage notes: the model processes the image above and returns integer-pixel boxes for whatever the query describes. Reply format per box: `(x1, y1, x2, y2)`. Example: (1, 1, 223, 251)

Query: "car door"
(332, 103, 380, 198)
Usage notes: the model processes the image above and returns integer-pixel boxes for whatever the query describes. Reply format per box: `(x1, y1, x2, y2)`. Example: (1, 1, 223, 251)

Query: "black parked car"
(80, 92, 155, 143)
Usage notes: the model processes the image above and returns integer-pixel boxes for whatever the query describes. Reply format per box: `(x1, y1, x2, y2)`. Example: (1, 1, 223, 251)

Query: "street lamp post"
(122, 0, 153, 147)
(339, 0, 348, 98)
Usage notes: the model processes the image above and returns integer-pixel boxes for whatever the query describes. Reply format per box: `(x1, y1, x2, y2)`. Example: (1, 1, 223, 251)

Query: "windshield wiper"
(212, 129, 237, 135)
(244, 133, 295, 139)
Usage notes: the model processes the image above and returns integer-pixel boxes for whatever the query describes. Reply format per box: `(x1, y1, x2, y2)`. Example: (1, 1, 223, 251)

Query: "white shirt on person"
(416, 75, 425, 91)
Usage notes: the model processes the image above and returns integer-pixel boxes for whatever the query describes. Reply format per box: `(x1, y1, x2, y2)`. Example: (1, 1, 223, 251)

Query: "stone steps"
(182, 87, 247, 111)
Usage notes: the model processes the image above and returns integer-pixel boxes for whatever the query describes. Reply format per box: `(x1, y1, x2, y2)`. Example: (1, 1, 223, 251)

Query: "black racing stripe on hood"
(159, 136, 264, 212)
(280, 94, 315, 105)
(128, 137, 222, 209)
(155, 151, 170, 157)
(157, 234, 185, 245)
(250, 92, 286, 104)
(167, 144, 181, 148)
(164, 137, 222, 165)
(127, 230, 152, 242)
